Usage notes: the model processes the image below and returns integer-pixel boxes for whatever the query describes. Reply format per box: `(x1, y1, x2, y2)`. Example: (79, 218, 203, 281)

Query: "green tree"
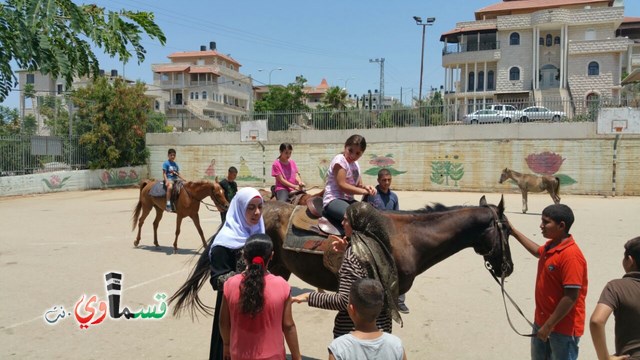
(0, 0, 166, 102)
(321, 86, 348, 110)
(39, 95, 69, 136)
(23, 83, 37, 130)
(72, 77, 151, 169)
(147, 111, 171, 133)
(254, 76, 309, 131)
(0, 105, 20, 135)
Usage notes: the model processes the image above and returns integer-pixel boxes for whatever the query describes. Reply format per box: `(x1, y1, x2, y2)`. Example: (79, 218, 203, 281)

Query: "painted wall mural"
(364, 154, 406, 176)
(431, 154, 465, 187)
(318, 158, 330, 183)
(525, 151, 576, 185)
(237, 156, 261, 181)
(99, 169, 140, 186)
(42, 174, 71, 190)
(204, 159, 216, 180)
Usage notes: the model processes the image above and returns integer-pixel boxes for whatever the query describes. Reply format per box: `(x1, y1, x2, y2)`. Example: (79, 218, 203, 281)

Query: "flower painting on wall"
(430, 154, 464, 187)
(525, 151, 576, 185)
(100, 168, 140, 186)
(42, 174, 71, 190)
(364, 154, 407, 177)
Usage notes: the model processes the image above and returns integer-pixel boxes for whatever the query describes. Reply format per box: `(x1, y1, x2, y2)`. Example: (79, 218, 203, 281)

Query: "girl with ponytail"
(219, 234, 302, 360)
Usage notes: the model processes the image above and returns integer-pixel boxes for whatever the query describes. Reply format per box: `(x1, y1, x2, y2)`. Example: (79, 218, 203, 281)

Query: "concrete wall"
(0, 166, 148, 197)
(145, 123, 640, 196)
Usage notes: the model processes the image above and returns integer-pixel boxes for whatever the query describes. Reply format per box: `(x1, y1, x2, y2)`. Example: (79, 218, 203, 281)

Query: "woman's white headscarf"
(212, 187, 265, 249)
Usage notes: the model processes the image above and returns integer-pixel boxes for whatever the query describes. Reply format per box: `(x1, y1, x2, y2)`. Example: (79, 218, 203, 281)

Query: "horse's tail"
(131, 180, 151, 231)
(169, 239, 215, 319)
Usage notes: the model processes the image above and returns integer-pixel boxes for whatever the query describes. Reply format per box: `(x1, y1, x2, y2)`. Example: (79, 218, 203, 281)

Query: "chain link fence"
(0, 135, 89, 176)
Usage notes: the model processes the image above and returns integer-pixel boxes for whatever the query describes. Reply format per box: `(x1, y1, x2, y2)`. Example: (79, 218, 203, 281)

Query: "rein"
(486, 207, 536, 338)
(181, 183, 223, 212)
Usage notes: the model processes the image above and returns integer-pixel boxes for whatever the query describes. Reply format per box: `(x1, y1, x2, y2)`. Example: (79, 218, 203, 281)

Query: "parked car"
(463, 109, 514, 124)
(519, 106, 566, 122)
(486, 104, 522, 120)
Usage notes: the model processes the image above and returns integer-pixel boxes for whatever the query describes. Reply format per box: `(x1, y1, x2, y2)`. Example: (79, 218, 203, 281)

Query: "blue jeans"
(531, 323, 580, 360)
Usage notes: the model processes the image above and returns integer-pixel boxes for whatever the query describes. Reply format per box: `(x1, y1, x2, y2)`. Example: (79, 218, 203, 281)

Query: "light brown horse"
(264, 196, 514, 294)
(499, 168, 560, 214)
(258, 186, 324, 206)
(132, 180, 229, 252)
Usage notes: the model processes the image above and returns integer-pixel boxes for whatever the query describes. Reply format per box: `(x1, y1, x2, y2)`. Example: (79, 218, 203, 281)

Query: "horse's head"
(477, 195, 514, 278)
(210, 180, 230, 212)
(499, 168, 510, 184)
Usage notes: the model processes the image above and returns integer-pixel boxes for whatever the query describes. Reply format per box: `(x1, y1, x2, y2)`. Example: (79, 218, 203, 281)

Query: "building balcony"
(442, 45, 501, 67)
(569, 38, 631, 55)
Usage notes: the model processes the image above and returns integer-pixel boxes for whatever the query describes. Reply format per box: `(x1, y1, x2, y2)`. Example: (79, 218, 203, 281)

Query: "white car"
(463, 109, 514, 124)
(519, 106, 566, 122)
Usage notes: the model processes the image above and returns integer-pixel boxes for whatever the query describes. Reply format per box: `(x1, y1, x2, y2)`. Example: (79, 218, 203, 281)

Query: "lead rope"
(487, 207, 536, 338)
(181, 183, 222, 212)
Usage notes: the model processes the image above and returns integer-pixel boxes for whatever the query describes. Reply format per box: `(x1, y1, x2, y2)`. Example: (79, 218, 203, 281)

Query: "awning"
(621, 68, 640, 85)
(189, 66, 219, 75)
(153, 64, 189, 73)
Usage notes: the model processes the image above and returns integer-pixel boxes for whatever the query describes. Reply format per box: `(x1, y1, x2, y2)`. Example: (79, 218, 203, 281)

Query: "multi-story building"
(440, 0, 640, 121)
(150, 42, 252, 129)
(17, 69, 129, 135)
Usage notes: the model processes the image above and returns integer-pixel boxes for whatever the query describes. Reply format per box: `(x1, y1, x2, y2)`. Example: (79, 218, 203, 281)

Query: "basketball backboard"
(597, 107, 640, 134)
(240, 119, 268, 142)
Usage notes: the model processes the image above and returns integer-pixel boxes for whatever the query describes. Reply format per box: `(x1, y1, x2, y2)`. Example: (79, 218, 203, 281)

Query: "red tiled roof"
(623, 17, 640, 24)
(167, 50, 241, 67)
(189, 66, 219, 75)
(304, 79, 331, 94)
(441, 23, 498, 39)
(153, 64, 190, 73)
(476, 0, 613, 19)
(317, 78, 329, 89)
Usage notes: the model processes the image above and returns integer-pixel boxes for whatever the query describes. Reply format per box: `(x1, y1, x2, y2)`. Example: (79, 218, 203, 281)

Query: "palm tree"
(23, 83, 38, 133)
(322, 86, 348, 110)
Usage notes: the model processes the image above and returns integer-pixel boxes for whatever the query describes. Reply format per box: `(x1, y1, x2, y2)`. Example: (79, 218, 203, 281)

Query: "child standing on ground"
(510, 204, 588, 360)
(322, 134, 376, 228)
(328, 278, 406, 360)
(162, 148, 182, 212)
(272, 143, 305, 202)
(590, 236, 640, 360)
(219, 166, 238, 222)
(220, 233, 302, 360)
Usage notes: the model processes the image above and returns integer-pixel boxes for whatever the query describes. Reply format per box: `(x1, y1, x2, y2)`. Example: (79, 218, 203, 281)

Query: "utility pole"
(369, 58, 385, 110)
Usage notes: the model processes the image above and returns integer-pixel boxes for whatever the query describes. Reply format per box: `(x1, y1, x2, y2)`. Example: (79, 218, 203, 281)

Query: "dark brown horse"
(132, 180, 229, 252)
(264, 196, 514, 294)
(499, 168, 560, 214)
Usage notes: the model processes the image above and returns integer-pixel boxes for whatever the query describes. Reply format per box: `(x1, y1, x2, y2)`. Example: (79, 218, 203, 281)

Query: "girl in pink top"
(271, 143, 305, 202)
(220, 234, 302, 360)
(322, 134, 376, 229)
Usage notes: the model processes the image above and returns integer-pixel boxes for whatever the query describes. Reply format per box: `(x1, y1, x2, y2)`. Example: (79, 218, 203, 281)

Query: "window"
(26, 74, 35, 84)
(477, 71, 484, 91)
(468, 72, 475, 91)
(554, 36, 560, 45)
(487, 70, 495, 90)
(510, 32, 520, 46)
(539, 37, 544, 46)
(546, 34, 552, 47)
(154, 100, 160, 110)
(161, 74, 169, 81)
(588, 61, 599, 76)
(202, 91, 207, 100)
(57, 84, 63, 95)
(509, 67, 520, 81)
(195, 92, 199, 100)
(190, 92, 194, 100)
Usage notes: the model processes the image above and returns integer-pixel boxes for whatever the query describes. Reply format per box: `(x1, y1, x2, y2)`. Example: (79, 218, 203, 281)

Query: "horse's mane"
(413, 203, 467, 213)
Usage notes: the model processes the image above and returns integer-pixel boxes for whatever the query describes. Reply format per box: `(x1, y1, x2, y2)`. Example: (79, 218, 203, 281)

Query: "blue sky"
(3, 0, 639, 108)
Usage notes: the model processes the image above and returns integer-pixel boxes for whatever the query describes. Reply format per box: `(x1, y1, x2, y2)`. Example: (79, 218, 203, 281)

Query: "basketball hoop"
(614, 126, 623, 133)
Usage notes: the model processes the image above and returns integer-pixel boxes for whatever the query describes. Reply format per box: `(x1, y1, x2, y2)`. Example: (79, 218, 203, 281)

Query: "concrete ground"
(0, 188, 637, 359)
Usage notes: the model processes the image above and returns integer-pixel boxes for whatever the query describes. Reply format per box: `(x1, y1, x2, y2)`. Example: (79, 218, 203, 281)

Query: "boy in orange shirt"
(510, 204, 588, 360)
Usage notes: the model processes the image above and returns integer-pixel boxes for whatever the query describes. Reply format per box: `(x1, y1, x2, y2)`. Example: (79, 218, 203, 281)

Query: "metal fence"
(0, 135, 89, 176)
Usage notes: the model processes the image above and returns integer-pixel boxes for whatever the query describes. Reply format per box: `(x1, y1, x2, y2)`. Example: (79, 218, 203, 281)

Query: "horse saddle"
(270, 185, 307, 205)
(149, 180, 183, 205)
(284, 202, 345, 275)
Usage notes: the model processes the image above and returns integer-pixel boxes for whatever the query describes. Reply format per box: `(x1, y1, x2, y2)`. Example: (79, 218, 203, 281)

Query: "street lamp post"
(258, 67, 283, 85)
(413, 16, 435, 104)
(338, 77, 355, 90)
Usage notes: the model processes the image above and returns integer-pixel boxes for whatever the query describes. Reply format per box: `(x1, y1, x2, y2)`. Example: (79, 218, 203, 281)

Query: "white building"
(440, 0, 640, 120)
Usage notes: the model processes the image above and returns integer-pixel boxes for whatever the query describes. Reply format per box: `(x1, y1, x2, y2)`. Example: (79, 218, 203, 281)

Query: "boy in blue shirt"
(162, 148, 182, 212)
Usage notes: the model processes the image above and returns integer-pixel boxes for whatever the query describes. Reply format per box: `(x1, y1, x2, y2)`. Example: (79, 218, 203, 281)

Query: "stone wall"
(145, 123, 640, 196)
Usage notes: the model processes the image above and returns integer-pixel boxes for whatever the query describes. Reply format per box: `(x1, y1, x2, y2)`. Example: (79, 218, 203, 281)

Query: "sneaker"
(166, 202, 173, 212)
(397, 303, 410, 314)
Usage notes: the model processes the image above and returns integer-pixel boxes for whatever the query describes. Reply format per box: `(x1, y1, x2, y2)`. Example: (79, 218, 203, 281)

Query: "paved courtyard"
(0, 188, 637, 359)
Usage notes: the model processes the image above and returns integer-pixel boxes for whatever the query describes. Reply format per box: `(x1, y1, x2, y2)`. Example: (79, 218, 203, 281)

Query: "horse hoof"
(133, 240, 140, 247)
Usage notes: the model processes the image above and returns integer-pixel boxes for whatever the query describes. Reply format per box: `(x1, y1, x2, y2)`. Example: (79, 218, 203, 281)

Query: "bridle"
(485, 206, 536, 338)
(181, 182, 228, 212)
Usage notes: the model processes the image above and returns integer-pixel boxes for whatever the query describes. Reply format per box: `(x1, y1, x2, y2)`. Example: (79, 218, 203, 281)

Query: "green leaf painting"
(431, 154, 465, 187)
